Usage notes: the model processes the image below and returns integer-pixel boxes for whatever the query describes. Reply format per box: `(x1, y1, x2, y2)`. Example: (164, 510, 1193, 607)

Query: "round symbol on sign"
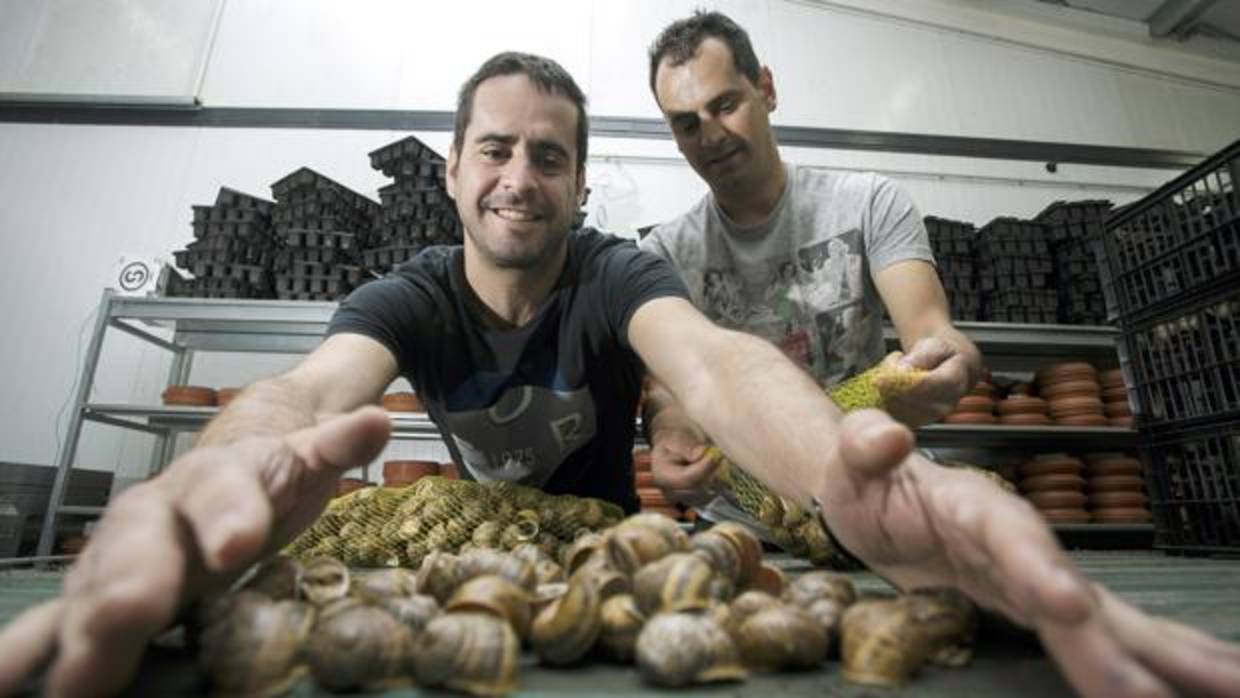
(119, 261, 151, 291)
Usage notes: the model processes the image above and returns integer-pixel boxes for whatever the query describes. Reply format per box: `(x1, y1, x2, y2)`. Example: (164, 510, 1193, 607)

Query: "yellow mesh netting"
(285, 477, 625, 568)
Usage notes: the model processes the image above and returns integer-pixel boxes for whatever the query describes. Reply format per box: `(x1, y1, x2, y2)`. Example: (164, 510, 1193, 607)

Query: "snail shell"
(840, 599, 929, 687)
(727, 590, 782, 635)
(748, 562, 787, 597)
(534, 558, 565, 585)
(197, 591, 315, 696)
(532, 582, 568, 616)
(471, 520, 503, 548)
(457, 548, 538, 591)
(632, 552, 723, 616)
(710, 522, 764, 587)
(562, 531, 605, 574)
(621, 512, 690, 549)
(605, 524, 678, 575)
(446, 574, 533, 640)
(734, 605, 828, 671)
(598, 593, 646, 662)
(530, 572, 603, 664)
(300, 557, 350, 606)
(415, 551, 463, 605)
(690, 530, 742, 583)
(783, 571, 856, 609)
(243, 555, 301, 600)
(377, 593, 440, 635)
(570, 556, 630, 600)
(304, 597, 414, 691)
(635, 612, 747, 687)
(413, 611, 519, 697)
(353, 568, 418, 601)
(902, 587, 977, 667)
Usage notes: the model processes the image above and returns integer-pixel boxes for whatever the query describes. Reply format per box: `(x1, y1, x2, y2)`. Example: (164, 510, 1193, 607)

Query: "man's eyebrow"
(663, 88, 745, 122)
(473, 132, 518, 146)
(530, 138, 570, 158)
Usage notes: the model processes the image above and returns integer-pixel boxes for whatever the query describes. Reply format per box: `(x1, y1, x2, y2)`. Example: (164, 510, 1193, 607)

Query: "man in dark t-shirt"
(7, 51, 1235, 698)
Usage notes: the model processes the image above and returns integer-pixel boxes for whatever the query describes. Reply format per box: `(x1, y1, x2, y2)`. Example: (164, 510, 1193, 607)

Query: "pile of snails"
(195, 513, 977, 696)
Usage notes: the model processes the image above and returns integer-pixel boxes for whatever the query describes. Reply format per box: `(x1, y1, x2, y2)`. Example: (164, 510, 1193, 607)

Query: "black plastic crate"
(1122, 288, 1240, 430)
(1103, 139, 1240, 327)
(1141, 419, 1240, 555)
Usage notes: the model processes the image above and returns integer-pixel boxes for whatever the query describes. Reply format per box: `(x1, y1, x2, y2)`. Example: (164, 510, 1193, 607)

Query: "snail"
(415, 550, 463, 604)
(446, 574, 533, 640)
(710, 522, 764, 587)
(726, 590, 782, 635)
(413, 611, 519, 697)
(304, 597, 414, 691)
(471, 520, 504, 548)
(605, 522, 679, 575)
(782, 571, 856, 642)
(562, 531, 606, 574)
(532, 582, 568, 615)
(632, 552, 724, 616)
(243, 555, 301, 600)
(635, 612, 747, 687)
(733, 604, 829, 671)
(353, 568, 418, 601)
(457, 548, 538, 591)
(840, 598, 930, 687)
(300, 557, 350, 606)
(197, 591, 315, 697)
(570, 555, 630, 600)
(690, 530, 742, 583)
(749, 562, 787, 597)
(530, 572, 602, 664)
(376, 593, 440, 635)
(598, 593, 645, 662)
(902, 587, 978, 667)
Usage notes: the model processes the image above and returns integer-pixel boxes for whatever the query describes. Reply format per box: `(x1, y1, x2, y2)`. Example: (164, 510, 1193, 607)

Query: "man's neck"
(462, 243, 567, 330)
(714, 157, 787, 227)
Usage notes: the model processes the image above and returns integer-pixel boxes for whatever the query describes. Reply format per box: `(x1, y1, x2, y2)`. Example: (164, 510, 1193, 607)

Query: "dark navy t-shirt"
(327, 229, 690, 512)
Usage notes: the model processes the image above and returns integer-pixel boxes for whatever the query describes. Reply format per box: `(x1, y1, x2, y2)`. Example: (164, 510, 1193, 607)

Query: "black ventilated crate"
(1121, 287, 1240, 430)
(1103, 139, 1240, 327)
(1141, 419, 1240, 555)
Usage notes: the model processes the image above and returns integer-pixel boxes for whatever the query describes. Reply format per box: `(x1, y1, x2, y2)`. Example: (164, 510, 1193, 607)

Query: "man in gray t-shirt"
(640, 11, 984, 509)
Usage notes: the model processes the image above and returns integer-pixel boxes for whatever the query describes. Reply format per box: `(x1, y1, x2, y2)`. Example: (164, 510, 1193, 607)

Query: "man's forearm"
(198, 376, 321, 448)
(642, 378, 705, 444)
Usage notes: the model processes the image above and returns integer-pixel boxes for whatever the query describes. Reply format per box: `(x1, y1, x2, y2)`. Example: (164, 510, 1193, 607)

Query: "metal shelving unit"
(39, 291, 1147, 557)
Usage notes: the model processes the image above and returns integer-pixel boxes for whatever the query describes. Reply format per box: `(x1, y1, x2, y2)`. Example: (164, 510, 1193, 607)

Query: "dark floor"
(2, 551, 1238, 696)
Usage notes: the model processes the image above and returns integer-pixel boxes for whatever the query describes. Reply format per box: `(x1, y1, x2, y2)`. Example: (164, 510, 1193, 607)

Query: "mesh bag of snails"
(193, 512, 980, 695)
(283, 476, 626, 568)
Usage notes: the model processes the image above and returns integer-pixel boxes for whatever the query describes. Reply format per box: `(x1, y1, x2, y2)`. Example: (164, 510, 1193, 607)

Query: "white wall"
(1, 0, 1238, 485)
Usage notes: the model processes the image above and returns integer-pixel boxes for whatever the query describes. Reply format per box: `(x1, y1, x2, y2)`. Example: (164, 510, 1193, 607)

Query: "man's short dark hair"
(648, 11, 761, 100)
(454, 51, 589, 174)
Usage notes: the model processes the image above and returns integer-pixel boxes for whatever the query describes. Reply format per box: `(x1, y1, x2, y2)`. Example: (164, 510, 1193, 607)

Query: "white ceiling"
(1033, 0, 1240, 61)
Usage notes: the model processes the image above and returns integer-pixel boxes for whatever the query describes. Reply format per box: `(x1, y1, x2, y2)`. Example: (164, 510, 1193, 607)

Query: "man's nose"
(499, 153, 538, 193)
(700, 116, 728, 148)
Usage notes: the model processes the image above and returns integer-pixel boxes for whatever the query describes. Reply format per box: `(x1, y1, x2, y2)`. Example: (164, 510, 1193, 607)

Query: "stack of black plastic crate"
(1102, 139, 1240, 556)
(269, 168, 379, 301)
(924, 216, 980, 321)
(1036, 200, 1114, 325)
(363, 135, 461, 274)
(975, 217, 1057, 323)
(170, 187, 277, 299)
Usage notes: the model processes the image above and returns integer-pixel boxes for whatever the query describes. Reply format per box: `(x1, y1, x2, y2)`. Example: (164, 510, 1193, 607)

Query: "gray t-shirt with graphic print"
(640, 165, 933, 386)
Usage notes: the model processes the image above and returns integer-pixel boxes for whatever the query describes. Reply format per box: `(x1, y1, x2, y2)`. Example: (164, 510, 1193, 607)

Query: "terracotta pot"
(1088, 457, 1143, 478)
(1089, 475, 1145, 493)
(968, 381, 998, 399)
(1020, 456, 1083, 478)
(1055, 414, 1110, 427)
(996, 396, 1047, 415)
(382, 392, 423, 412)
(1098, 368, 1125, 389)
(215, 387, 242, 407)
(1108, 416, 1136, 428)
(1039, 508, 1092, 524)
(335, 477, 370, 497)
(1020, 473, 1087, 493)
(1040, 379, 1102, 401)
(1089, 491, 1148, 508)
(633, 450, 652, 472)
(1008, 381, 1036, 397)
(999, 413, 1054, 426)
(1101, 385, 1130, 402)
(384, 477, 418, 489)
(1104, 401, 1132, 418)
(384, 459, 439, 481)
(1036, 362, 1098, 386)
(1047, 396, 1105, 417)
(954, 395, 996, 414)
(1026, 490, 1088, 509)
(162, 385, 217, 407)
(635, 471, 656, 488)
(439, 462, 461, 480)
(1091, 507, 1152, 524)
(943, 412, 997, 425)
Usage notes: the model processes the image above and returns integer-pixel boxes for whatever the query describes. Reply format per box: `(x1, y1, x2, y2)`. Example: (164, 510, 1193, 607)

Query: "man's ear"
(576, 169, 587, 207)
(446, 146, 459, 200)
(758, 66, 777, 113)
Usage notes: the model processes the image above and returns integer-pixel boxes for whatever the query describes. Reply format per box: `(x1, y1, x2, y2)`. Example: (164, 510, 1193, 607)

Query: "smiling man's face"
(654, 37, 779, 198)
(447, 73, 584, 271)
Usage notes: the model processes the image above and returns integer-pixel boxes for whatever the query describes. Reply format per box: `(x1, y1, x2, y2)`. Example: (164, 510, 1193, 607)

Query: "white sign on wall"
(109, 256, 164, 296)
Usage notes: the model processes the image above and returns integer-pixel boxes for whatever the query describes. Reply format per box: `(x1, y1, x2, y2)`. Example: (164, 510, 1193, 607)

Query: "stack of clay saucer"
(633, 449, 681, 520)
(335, 477, 371, 497)
(944, 382, 997, 425)
(439, 462, 461, 480)
(383, 459, 439, 487)
(996, 394, 1051, 425)
(382, 391, 423, 412)
(1037, 362, 1106, 427)
(1018, 453, 1090, 523)
(162, 385, 217, 407)
(1098, 369, 1133, 428)
(216, 387, 242, 408)
(1084, 452, 1151, 523)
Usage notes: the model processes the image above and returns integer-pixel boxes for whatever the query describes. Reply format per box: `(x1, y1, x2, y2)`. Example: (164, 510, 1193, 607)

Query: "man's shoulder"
(638, 195, 715, 255)
(790, 165, 885, 198)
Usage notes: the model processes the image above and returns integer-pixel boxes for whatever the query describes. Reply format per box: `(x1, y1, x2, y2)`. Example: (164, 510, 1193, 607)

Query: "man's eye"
(481, 148, 506, 160)
(719, 100, 737, 114)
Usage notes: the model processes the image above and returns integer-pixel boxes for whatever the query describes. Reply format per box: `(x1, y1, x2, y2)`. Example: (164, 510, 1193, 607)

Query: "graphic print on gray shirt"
(640, 165, 934, 386)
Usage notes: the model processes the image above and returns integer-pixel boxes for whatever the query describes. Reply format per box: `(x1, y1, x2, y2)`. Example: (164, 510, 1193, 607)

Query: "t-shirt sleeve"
(599, 241, 690, 350)
(865, 175, 935, 273)
(326, 276, 425, 373)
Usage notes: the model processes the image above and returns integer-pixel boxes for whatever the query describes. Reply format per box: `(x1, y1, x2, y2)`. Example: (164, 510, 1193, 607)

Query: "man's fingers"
(900, 337, 956, 370)
(1038, 615, 1174, 698)
(0, 598, 63, 695)
(173, 456, 276, 573)
(50, 495, 188, 698)
(654, 448, 721, 490)
(288, 406, 392, 476)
